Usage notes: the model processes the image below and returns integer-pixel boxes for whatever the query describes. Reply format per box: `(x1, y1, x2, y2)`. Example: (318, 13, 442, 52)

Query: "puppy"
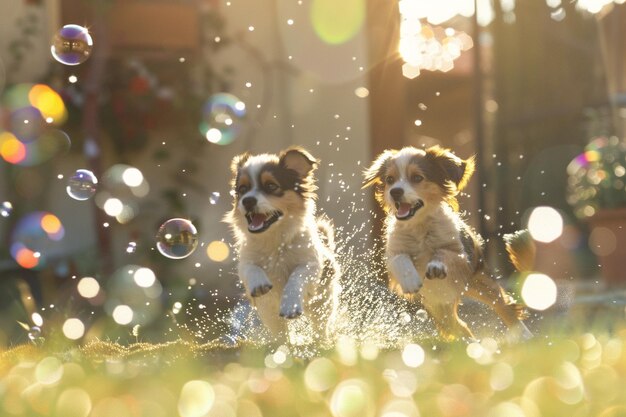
(363, 145, 532, 341)
(225, 147, 339, 343)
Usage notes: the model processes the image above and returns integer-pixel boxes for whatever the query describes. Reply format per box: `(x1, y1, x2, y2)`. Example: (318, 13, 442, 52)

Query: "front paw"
(426, 261, 447, 279)
(250, 281, 273, 297)
(279, 299, 303, 319)
(398, 269, 423, 294)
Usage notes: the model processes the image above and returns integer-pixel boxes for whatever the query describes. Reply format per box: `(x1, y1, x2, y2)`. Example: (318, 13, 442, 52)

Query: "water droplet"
(416, 309, 428, 322)
(28, 326, 42, 341)
(156, 218, 199, 259)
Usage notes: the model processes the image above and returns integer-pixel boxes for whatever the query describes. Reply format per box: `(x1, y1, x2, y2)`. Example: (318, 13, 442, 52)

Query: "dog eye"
(265, 183, 279, 192)
(385, 176, 395, 185)
(411, 174, 424, 183)
(237, 185, 249, 195)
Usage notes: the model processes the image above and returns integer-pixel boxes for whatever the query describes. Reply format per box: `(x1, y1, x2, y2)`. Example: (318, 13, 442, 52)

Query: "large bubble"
(10, 212, 65, 269)
(66, 169, 98, 201)
(199, 93, 246, 146)
(156, 218, 199, 259)
(50, 24, 93, 66)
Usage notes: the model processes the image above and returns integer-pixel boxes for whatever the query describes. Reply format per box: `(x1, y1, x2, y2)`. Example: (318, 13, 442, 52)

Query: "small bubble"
(209, 192, 220, 205)
(416, 309, 428, 322)
(66, 169, 98, 201)
(28, 326, 42, 341)
(126, 242, 137, 254)
(156, 218, 199, 259)
(1, 201, 13, 217)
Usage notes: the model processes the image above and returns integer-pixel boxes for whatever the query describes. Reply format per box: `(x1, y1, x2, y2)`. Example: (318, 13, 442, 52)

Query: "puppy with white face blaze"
(225, 147, 340, 344)
(363, 145, 533, 342)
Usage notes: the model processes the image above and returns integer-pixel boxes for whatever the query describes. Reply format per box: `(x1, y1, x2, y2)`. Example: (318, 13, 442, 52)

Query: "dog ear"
(230, 152, 250, 175)
(362, 150, 394, 189)
(425, 146, 475, 192)
(279, 147, 318, 178)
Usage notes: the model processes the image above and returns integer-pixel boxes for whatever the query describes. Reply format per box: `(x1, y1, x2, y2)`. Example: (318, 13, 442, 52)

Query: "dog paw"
(250, 282, 273, 297)
(426, 261, 447, 279)
(398, 269, 423, 294)
(279, 301, 303, 319)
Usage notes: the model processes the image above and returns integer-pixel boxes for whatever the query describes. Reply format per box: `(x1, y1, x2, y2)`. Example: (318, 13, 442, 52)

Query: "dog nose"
(389, 188, 404, 201)
(242, 196, 257, 211)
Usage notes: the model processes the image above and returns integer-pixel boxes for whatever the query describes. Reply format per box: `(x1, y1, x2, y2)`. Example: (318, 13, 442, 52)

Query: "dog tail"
(316, 215, 336, 252)
(503, 229, 536, 272)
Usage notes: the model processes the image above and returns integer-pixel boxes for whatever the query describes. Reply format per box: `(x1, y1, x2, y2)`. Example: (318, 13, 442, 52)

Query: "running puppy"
(225, 147, 339, 343)
(363, 145, 532, 341)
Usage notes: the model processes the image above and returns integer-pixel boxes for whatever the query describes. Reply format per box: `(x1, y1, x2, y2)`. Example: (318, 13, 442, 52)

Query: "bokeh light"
(50, 24, 93, 66)
(121, 167, 144, 187)
(310, 0, 365, 45)
(95, 164, 150, 223)
(304, 357, 338, 392)
(156, 218, 199, 259)
(330, 379, 373, 417)
(134, 267, 156, 288)
(62, 318, 85, 340)
(10, 212, 65, 269)
(589, 226, 617, 256)
(521, 273, 557, 311)
(199, 93, 246, 146)
(0, 128, 70, 167)
(28, 84, 67, 125)
(178, 380, 215, 417)
(401, 343, 425, 368)
(0, 131, 26, 164)
(103, 198, 124, 217)
(206, 241, 229, 262)
(66, 169, 98, 201)
(55, 388, 92, 417)
(35, 357, 63, 385)
(112, 305, 134, 325)
(77, 277, 100, 299)
(527, 206, 563, 243)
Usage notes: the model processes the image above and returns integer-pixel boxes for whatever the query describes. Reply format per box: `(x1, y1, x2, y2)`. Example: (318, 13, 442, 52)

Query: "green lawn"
(2, 326, 626, 417)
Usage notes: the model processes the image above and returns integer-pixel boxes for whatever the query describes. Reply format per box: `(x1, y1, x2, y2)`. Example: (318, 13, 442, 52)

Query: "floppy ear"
(229, 152, 250, 188)
(279, 147, 318, 178)
(425, 146, 475, 192)
(362, 150, 395, 189)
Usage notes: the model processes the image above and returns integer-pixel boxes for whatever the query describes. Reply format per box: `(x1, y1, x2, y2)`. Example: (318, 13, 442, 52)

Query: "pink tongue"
(249, 213, 267, 231)
(397, 203, 412, 218)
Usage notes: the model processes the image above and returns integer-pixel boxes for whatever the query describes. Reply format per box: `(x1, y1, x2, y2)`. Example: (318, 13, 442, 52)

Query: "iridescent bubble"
(156, 218, 199, 259)
(51, 24, 93, 66)
(28, 326, 42, 341)
(199, 93, 246, 146)
(66, 169, 98, 201)
(209, 191, 220, 205)
(1, 201, 13, 217)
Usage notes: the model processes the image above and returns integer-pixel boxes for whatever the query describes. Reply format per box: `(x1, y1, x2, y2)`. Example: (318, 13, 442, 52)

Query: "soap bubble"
(199, 93, 246, 146)
(1, 201, 13, 217)
(209, 191, 220, 205)
(156, 218, 199, 259)
(51, 24, 93, 66)
(28, 326, 42, 341)
(66, 169, 98, 201)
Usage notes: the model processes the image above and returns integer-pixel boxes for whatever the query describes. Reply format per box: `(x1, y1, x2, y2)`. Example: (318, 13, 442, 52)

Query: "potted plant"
(567, 135, 626, 286)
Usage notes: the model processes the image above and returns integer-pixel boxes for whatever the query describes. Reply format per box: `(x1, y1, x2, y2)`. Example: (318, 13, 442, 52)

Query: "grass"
(2, 324, 626, 417)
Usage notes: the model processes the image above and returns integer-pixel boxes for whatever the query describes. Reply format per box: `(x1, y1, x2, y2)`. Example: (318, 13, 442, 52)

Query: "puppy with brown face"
(225, 147, 339, 343)
(363, 145, 532, 341)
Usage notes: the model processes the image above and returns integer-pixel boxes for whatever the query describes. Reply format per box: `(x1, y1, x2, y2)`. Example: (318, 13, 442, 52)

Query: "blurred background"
(1, 0, 625, 347)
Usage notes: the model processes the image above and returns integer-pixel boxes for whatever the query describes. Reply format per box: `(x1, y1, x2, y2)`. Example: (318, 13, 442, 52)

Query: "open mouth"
(394, 200, 424, 220)
(245, 211, 283, 233)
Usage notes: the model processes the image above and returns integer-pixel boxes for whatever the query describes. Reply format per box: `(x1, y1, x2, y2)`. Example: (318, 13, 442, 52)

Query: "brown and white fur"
(225, 147, 339, 343)
(363, 145, 532, 342)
